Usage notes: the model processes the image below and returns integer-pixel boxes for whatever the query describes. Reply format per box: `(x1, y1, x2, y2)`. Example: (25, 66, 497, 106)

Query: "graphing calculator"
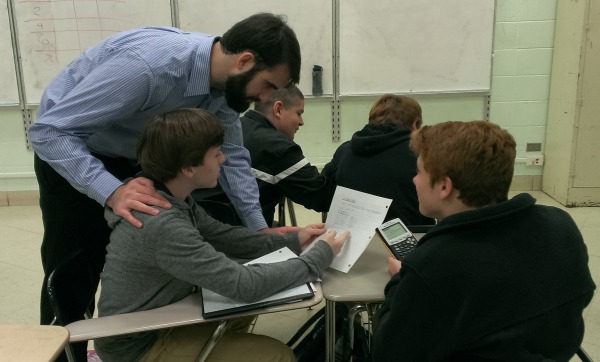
(375, 218, 419, 260)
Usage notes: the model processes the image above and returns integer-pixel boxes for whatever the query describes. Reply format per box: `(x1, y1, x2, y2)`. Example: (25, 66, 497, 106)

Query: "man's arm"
(30, 52, 151, 204)
(216, 107, 269, 231)
(29, 53, 170, 226)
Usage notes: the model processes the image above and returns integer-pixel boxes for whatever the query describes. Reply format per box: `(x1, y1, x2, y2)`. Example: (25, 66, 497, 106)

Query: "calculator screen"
(381, 222, 409, 241)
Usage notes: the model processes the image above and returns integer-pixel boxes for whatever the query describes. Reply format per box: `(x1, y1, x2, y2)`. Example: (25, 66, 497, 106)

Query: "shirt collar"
(186, 35, 222, 97)
(244, 109, 277, 129)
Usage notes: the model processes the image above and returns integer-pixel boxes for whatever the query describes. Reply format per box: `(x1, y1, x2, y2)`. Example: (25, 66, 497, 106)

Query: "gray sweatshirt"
(95, 190, 333, 361)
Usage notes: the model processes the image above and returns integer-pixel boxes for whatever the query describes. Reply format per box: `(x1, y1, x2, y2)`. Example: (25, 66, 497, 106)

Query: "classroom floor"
(0, 191, 598, 360)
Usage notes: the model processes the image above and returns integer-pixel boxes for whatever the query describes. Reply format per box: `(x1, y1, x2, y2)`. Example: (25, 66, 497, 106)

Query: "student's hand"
(322, 230, 350, 256)
(387, 256, 402, 276)
(261, 226, 302, 235)
(298, 223, 327, 250)
(106, 177, 171, 228)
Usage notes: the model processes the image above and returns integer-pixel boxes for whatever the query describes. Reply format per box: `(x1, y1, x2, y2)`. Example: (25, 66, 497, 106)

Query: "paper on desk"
(303, 186, 391, 273)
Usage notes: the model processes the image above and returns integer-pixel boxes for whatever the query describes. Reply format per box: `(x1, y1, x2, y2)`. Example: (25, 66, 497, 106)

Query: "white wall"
(0, 0, 562, 203)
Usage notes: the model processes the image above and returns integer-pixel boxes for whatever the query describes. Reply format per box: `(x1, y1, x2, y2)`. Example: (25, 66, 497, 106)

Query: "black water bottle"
(312, 65, 323, 96)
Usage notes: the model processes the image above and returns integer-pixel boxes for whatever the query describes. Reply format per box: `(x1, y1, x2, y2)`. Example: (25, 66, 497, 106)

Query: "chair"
(341, 225, 433, 360)
(48, 249, 228, 362)
(47, 249, 95, 362)
(576, 346, 593, 362)
(65, 285, 322, 361)
(277, 197, 298, 227)
(347, 303, 380, 356)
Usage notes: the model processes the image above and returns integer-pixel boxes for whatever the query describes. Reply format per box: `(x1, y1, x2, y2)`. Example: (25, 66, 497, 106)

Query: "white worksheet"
(305, 187, 392, 273)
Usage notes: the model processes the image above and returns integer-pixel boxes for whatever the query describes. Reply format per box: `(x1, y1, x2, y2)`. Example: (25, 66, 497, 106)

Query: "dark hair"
(221, 13, 301, 84)
(368, 94, 422, 130)
(254, 84, 304, 114)
(410, 121, 516, 207)
(137, 109, 224, 183)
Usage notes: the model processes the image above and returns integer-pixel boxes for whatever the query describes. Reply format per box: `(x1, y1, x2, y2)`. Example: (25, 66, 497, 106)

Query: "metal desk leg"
(195, 320, 228, 362)
(325, 299, 336, 362)
(348, 304, 367, 362)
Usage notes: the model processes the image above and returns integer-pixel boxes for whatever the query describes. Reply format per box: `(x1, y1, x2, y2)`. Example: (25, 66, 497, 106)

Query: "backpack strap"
(286, 307, 325, 347)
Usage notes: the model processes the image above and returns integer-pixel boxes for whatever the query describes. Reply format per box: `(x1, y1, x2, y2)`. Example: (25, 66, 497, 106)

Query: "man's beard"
(224, 67, 259, 113)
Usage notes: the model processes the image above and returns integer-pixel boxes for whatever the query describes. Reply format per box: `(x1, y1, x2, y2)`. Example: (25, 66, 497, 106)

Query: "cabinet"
(544, 0, 600, 206)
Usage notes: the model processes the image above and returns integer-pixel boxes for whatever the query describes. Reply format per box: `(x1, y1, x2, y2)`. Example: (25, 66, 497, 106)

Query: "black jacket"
(194, 110, 335, 226)
(322, 123, 434, 226)
(372, 193, 596, 361)
(241, 110, 335, 225)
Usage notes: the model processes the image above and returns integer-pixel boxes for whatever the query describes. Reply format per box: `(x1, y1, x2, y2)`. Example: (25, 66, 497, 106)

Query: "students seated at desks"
(194, 85, 336, 227)
(322, 94, 434, 226)
(371, 121, 596, 361)
(95, 109, 349, 362)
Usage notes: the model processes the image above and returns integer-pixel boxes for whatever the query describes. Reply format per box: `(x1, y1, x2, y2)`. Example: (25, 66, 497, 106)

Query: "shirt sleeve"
(147, 208, 332, 303)
(262, 143, 336, 212)
(216, 106, 269, 230)
(321, 147, 341, 183)
(28, 50, 153, 205)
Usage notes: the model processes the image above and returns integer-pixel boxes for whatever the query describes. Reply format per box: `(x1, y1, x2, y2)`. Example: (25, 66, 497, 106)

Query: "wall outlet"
(525, 154, 544, 166)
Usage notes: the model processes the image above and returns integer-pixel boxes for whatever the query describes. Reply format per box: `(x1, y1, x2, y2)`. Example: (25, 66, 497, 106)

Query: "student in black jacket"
(195, 85, 335, 226)
(322, 94, 434, 226)
(372, 121, 596, 361)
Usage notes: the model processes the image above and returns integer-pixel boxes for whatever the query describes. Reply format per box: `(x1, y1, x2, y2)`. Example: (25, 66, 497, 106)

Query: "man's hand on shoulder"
(106, 177, 171, 228)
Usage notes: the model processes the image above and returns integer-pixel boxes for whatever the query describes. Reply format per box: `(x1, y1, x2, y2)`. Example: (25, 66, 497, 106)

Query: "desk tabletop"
(321, 233, 424, 302)
(0, 325, 69, 362)
(67, 283, 323, 342)
(322, 236, 390, 302)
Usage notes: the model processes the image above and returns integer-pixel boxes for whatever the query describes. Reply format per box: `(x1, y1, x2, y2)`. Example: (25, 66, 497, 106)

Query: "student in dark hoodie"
(322, 94, 434, 225)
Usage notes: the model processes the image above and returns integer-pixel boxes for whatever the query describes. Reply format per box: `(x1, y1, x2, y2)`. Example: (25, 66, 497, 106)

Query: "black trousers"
(34, 153, 139, 362)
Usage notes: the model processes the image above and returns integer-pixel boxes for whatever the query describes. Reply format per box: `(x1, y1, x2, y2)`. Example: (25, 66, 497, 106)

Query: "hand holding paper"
(304, 187, 392, 273)
(298, 223, 327, 250)
(320, 229, 350, 255)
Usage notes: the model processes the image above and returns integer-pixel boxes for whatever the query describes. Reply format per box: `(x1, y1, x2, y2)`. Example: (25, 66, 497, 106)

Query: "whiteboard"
(13, 0, 172, 105)
(1, 1, 18, 105)
(339, 0, 494, 95)
(178, 0, 333, 97)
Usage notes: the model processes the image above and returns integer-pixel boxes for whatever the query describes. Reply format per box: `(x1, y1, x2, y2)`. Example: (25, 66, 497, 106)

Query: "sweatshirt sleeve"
(144, 209, 333, 303)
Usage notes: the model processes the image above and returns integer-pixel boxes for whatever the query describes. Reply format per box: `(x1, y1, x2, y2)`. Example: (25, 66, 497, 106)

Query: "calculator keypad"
(392, 235, 418, 260)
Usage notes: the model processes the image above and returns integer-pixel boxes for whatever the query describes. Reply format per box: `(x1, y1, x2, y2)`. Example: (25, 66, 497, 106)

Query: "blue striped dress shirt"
(28, 27, 268, 230)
